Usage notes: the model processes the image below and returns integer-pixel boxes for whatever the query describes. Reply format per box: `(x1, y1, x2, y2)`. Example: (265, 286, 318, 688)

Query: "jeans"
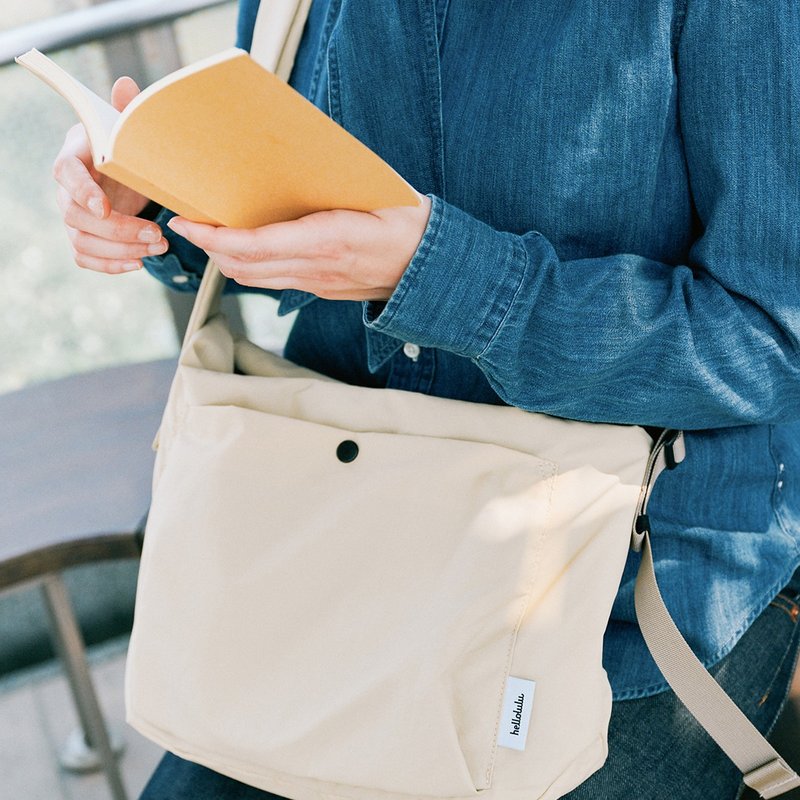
(137, 567, 800, 800)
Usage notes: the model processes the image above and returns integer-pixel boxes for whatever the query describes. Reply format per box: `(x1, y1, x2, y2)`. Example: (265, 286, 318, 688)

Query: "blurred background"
(1, 0, 295, 396)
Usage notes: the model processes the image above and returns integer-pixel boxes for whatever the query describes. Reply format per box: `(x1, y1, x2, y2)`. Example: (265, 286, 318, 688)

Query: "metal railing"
(0, 0, 232, 66)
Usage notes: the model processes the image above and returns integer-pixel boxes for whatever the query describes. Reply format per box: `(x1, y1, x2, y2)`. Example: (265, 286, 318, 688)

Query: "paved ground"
(0, 638, 163, 800)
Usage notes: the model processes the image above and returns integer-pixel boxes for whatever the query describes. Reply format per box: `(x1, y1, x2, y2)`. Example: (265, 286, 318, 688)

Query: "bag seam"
(484, 460, 559, 787)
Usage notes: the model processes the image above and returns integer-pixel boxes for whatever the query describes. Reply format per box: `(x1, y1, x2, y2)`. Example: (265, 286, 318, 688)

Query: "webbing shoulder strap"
(250, 0, 313, 79)
(633, 432, 800, 798)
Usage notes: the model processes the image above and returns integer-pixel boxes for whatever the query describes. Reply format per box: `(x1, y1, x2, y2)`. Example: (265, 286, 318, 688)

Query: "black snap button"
(336, 440, 359, 463)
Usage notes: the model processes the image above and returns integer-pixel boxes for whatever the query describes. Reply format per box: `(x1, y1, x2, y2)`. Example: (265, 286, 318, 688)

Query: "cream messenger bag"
(124, 2, 800, 798)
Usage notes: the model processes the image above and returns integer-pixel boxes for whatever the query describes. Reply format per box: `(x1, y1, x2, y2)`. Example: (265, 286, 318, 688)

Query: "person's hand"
(165, 197, 432, 301)
(52, 77, 168, 274)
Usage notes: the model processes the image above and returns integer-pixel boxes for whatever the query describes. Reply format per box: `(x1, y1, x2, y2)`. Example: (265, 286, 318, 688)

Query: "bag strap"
(180, 257, 225, 353)
(178, 0, 312, 355)
(633, 432, 800, 798)
(250, 0, 314, 78)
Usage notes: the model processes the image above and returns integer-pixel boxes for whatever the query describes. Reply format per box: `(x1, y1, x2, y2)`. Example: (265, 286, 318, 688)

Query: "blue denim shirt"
(144, 0, 800, 699)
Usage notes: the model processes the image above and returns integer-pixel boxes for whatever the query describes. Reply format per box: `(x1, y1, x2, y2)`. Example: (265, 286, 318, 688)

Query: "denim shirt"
(144, 0, 800, 699)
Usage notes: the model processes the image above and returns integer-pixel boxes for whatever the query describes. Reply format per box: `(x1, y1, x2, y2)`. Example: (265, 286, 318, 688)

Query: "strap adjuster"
(664, 431, 686, 471)
(630, 430, 685, 552)
(744, 758, 800, 798)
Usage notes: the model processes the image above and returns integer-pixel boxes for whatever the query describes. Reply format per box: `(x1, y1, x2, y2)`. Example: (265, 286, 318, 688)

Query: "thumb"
(110, 76, 141, 112)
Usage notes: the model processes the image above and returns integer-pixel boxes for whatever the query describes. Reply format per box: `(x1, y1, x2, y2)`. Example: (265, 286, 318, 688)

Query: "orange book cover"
(16, 48, 421, 227)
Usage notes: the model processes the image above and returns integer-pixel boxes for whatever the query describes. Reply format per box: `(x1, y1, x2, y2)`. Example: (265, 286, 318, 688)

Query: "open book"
(16, 48, 421, 227)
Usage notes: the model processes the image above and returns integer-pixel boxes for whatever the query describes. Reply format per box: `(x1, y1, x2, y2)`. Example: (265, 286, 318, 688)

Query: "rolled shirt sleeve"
(365, 0, 800, 430)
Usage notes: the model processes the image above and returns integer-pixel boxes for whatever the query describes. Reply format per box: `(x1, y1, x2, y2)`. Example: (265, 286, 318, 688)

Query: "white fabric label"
(497, 676, 536, 751)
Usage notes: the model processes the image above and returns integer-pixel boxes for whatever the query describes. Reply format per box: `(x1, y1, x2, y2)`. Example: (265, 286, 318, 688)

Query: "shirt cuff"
(142, 207, 204, 292)
(362, 195, 529, 359)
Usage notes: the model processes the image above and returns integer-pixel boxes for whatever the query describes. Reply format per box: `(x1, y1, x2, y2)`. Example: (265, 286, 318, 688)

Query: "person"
(51, 1, 800, 797)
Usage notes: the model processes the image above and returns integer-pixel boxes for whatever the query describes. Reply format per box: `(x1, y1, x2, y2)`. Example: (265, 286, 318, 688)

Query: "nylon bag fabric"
(125, 260, 653, 800)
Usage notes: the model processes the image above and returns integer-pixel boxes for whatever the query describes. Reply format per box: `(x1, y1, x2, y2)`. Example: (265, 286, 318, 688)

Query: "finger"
(60, 194, 163, 244)
(167, 219, 256, 257)
(167, 217, 313, 261)
(207, 252, 380, 300)
(60, 122, 94, 166)
(209, 253, 282, 277)
(206, 251, 308, 289)
(55, 184, 71, 214)
(53, 154, 109, 219)
(72, 251, 143, 274)
(111, 76, 141, 112)
(67, 227, 168, 260)
(216, 269, 377, 302)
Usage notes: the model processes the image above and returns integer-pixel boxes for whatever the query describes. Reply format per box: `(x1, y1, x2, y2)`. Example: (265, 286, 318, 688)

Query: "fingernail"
(148, 241, 168, 255)
(167, 218, 185, 234)
(122, 261, 142, 272)
(88, 197, 104, 218)
(138, 227, 161, 243)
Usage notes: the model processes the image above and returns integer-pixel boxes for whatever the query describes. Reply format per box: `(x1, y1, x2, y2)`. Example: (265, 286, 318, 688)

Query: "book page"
(16, 49, 119, 165)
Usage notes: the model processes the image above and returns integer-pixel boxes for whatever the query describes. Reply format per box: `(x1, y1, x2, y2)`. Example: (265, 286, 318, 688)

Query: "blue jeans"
(138, 568, 800, 800)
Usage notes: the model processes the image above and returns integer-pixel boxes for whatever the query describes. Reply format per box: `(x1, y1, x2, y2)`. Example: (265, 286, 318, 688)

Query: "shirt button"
(172, 274, 190, 285)
(403, 342, 421, 361)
